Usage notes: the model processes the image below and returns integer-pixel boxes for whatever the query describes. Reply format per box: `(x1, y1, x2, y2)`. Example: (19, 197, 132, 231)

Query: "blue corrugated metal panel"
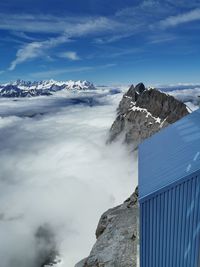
(140, 172, 200, 267)
(139, 108, 200, 201)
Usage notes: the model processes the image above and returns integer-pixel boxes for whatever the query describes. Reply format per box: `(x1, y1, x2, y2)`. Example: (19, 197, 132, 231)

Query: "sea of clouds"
(0, 87, 137, 267)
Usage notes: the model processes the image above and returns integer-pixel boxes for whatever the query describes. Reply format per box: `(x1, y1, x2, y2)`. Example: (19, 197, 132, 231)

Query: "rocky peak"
(108, 83, 189, 146)
(125, 82, 145, 99)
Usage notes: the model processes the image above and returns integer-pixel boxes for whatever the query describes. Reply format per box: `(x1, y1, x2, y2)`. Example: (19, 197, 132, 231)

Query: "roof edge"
(139, 168, 200, 203)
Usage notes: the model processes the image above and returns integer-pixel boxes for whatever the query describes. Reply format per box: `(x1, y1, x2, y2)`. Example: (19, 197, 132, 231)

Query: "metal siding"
(139, 109, 200, 200)
(140, 173, 200, 267)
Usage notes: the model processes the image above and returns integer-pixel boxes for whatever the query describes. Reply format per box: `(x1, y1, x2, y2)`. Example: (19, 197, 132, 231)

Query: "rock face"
(108, 83, 189, 148)
(75, 188, 138, 267)
(75, 83, 189, 267)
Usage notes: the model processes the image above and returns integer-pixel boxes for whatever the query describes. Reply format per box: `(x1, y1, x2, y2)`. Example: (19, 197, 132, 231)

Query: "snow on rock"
(130, 105, 162, 123)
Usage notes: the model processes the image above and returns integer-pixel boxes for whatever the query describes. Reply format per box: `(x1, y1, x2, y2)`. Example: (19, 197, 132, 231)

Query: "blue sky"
(0, 0, 200, 85)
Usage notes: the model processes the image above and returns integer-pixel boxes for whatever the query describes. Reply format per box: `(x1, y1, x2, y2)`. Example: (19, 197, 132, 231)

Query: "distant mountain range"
(0, 80, 95, 97)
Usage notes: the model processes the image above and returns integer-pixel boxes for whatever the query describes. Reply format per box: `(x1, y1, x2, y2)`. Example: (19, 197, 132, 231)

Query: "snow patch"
(130, 105, 162, 123)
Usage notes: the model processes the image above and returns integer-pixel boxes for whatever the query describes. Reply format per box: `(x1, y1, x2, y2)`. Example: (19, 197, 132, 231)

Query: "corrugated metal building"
(139, 109, 200, 267)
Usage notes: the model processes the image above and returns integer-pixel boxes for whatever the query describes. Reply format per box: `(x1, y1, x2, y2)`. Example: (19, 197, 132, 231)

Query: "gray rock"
(75, 188, 138, 267)
(75, 258, 88, 267)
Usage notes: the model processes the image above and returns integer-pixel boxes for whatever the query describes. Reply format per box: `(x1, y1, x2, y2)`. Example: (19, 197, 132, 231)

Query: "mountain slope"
(76, 83, 190, 267)
(0, 80, 95, 97)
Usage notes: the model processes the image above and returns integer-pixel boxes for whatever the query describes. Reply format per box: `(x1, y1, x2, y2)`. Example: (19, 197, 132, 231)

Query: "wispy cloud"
(9, 35, 70, 71)
(159, 8, 200, 29)
(9, 43, 43, 71)
(59, 51, 80, 61)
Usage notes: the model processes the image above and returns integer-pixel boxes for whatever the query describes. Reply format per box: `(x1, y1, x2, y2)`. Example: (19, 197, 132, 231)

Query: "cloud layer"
(0, 88, 137, 267)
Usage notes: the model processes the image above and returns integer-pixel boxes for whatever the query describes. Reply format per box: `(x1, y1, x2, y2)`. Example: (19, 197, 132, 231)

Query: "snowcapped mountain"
(0, 80, 95, 97)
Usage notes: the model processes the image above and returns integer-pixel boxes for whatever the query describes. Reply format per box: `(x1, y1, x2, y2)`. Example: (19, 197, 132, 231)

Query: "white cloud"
(9, 42, 43, 71)
(9, 35, 70, 71)
(0, 90, 137, 267)
(159, 8, 200, 28)
(59, 51, 80, 61)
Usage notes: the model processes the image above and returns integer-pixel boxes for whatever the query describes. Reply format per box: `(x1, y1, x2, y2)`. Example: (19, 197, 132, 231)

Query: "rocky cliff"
(75, 83, 189, 267)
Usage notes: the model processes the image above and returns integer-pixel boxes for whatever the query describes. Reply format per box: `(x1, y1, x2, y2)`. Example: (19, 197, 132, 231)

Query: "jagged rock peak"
(126, 83, 146, 98)
(108, 83, 189, 146)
